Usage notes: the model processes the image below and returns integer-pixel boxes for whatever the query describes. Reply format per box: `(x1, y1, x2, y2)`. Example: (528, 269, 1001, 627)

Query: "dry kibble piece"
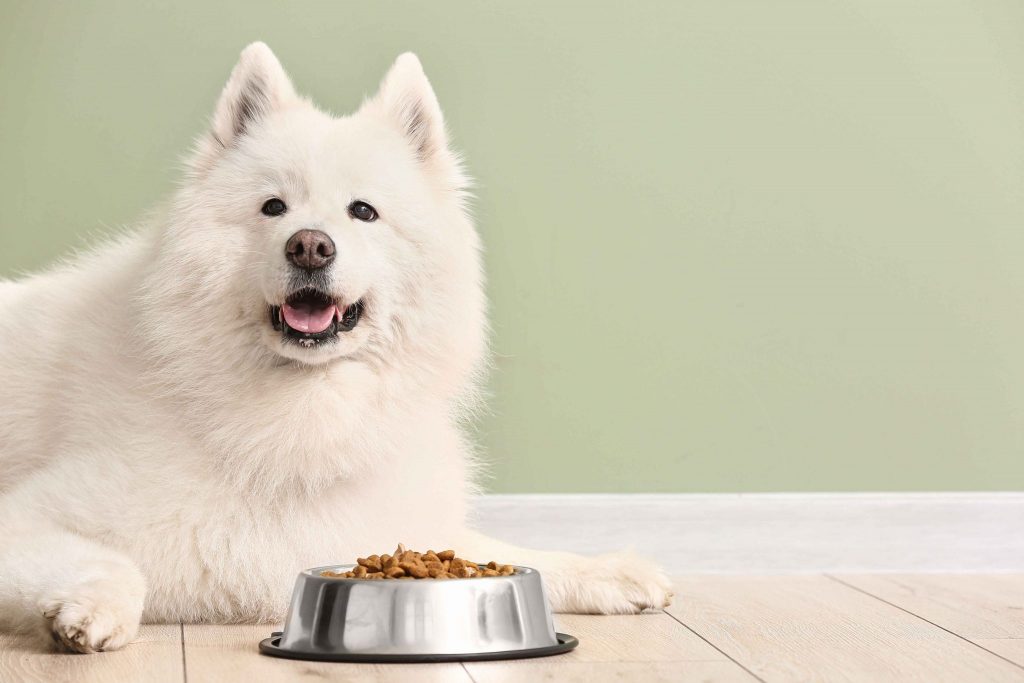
(486, 561, 498, 570)
(352, 565, 368, 578)
(384, 566, 406, 579)
(482, 569, 500, 577)
(499, 564, 515, 575)
(427, 565, 446, 578)
(357, 555, 382, 572)
(454, 565, 479, 578)
(400, 561, 429, 578)
(437, 550, 456, 561)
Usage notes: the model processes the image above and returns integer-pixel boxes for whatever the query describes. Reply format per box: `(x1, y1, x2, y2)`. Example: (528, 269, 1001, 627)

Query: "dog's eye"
(261, 198, 287, 217)
(348, 200, 378, 223)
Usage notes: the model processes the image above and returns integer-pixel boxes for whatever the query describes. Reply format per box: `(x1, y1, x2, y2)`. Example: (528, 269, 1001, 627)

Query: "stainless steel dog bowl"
(259, 564, 578, 662)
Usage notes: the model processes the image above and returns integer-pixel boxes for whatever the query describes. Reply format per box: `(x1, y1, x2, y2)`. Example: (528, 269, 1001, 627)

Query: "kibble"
(321, 544, 516, 580)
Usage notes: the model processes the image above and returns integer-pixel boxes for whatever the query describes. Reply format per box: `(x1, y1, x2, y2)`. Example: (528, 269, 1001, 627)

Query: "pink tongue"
(282, 302, 338, 334)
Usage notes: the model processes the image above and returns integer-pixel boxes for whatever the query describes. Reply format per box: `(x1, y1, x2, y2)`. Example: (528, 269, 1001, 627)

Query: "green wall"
(2, 1, 1023, 492)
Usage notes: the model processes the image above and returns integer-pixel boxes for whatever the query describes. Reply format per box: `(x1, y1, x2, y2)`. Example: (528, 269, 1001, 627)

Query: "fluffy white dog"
(0, 43, 672, 653)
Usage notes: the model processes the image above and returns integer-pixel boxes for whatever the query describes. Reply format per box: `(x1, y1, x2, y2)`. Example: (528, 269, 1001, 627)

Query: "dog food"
(321, 544, 515, 580)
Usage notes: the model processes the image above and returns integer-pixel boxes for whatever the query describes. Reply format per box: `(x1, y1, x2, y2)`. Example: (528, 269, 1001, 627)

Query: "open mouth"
(269, 288, 363, 347)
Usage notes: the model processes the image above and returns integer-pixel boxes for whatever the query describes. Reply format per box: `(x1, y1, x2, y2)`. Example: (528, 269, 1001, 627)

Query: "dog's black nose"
(286, 230, 335, 270)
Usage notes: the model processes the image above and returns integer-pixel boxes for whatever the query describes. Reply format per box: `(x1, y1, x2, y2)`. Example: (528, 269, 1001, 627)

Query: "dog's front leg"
(0, 521, 145, 652)
(456, 529, 674, 614)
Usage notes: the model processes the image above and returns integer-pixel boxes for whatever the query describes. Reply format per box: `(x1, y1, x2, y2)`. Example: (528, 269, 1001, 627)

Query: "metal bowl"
(259, 564, 578, 662)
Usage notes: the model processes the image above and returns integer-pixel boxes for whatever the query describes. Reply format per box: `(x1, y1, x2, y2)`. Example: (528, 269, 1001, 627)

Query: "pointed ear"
(211, 42, 296, 145)
(361, 53, 454, 169)
(190, 43, 296, 172)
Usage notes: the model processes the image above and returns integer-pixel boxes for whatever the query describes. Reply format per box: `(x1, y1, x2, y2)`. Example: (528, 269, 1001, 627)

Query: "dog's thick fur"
(0, 44, 672, 653)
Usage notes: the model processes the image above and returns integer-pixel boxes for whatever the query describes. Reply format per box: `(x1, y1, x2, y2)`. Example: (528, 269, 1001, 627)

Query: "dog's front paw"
(40, 577, 144, 653)
(546, 552, 674, 615)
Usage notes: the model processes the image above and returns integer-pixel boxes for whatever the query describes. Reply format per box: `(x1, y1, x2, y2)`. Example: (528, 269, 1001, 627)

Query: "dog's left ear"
(361, 53, 461, 182)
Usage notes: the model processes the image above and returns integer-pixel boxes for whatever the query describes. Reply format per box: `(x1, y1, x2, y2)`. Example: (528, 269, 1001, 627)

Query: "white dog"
(0, 44, 672, 653)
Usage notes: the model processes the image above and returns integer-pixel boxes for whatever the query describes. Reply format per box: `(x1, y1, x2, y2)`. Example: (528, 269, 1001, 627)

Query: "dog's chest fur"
(0, 304, 470, 622)
(39, 423, 469, 623)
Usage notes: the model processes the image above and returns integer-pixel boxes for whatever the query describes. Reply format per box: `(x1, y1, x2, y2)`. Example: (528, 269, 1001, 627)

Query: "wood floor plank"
(551, 612, 736, 662)
(0, 624, 183, 683)
(834, 574, 1024, 667)
(182, 624, 473, 683)
(981, 639, 1024, 667)
(464, 661, 755, 683)
(668, 575, 1024, 682)
(465, 613, 758, 682)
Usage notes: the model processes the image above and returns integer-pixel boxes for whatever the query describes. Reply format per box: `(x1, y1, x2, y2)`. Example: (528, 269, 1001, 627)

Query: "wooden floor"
(2, 575, 1022, 682)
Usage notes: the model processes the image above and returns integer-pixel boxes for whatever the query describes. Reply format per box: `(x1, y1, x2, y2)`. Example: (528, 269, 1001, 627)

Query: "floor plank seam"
(180, 623, 188, 683)
(661, 609, 767, 682)
(823, 574, 1024, 673)
(460, 662, 479, 682)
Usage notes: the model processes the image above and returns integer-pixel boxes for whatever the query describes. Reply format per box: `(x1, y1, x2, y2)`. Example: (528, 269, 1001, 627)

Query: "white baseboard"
(472, 493, 1024, 574)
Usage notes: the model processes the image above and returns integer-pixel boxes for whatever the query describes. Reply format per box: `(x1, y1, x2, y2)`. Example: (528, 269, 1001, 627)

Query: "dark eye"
(261, 198, 287, 217)
(348, 200, 378, 222)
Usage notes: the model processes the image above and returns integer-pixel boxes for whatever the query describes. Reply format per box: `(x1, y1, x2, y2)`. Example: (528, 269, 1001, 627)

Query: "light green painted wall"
(2, 1, 1023, 492)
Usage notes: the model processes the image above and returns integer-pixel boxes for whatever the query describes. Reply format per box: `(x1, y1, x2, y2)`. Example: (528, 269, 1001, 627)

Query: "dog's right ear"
(189, 42, 297, 173)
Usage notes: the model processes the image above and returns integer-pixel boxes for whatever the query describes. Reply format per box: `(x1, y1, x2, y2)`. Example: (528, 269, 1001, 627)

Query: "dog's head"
(157, 44, 483, 383)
